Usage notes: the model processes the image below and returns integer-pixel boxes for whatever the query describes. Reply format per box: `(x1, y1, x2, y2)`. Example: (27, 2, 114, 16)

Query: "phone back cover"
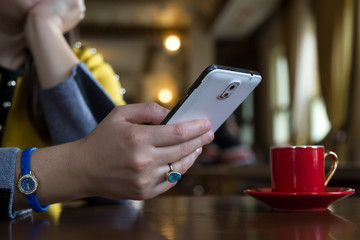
(165, 67, 261, 132)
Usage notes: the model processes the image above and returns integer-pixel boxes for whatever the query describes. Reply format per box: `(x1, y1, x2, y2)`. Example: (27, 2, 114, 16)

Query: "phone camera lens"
(218, 81, 240, 100)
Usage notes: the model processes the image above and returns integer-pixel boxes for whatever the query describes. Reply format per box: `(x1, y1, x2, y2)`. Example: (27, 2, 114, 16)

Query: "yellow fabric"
(74, 46, 125, 106)
(1, 46, 125, 149)
(2, 76, 48, 148)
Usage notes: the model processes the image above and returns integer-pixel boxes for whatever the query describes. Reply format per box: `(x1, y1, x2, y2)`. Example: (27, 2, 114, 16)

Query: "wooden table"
(1, 195, 360, 239)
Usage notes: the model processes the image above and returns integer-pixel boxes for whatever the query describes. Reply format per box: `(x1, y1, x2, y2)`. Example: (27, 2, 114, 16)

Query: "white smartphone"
(161, 64, 262, 132)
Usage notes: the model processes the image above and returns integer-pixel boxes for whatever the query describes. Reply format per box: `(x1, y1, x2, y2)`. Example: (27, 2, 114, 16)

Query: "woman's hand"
(74, 103, 214, 200)
(13, 103, 214, 209)
(26, 0, 85, 34)
(24, 0, 84, 88)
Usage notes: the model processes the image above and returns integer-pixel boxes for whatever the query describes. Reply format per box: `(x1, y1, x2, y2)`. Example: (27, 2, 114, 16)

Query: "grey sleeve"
(39, 62, 116, 145)
(0, 148, 32, 219)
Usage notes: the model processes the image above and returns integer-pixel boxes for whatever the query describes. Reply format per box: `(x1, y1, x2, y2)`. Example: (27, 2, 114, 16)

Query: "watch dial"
(21, 177, 35, 192)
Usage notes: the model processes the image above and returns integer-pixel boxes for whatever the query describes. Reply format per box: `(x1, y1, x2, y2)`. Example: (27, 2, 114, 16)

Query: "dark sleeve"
(0, 148, 32, 219)
(39, 63, 116, 144)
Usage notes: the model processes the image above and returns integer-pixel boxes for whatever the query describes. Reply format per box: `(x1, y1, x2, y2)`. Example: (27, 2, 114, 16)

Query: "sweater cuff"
(0, 148, 32, 219)
(38, 63, 98, 144)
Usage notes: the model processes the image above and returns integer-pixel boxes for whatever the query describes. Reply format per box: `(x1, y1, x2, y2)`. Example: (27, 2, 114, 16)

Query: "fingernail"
(196, 147, 202, 154)
(207, 131, 214, 141)
(205, 120, 212, 130)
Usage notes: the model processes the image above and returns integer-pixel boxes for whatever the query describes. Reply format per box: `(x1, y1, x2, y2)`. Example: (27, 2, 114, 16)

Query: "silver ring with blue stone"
(167, 163, 182, 183)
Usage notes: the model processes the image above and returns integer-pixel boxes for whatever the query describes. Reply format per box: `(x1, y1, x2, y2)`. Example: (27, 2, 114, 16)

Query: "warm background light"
(164, 35, 181, 52)
(158, 89, 173, 103)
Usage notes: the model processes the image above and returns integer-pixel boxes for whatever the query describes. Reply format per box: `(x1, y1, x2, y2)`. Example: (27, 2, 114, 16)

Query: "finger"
(114, 103, 170, 125)
(157, 132, 212, 166)
(147, 149, 203, 198)
(170, 147, 203, 174)
(147, 181, 173, 199)
(154, 130, 211, 166)
(146, 119, 212, 147)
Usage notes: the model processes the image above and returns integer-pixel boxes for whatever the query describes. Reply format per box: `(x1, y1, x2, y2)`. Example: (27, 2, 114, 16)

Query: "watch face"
(18, 174, 38, 195)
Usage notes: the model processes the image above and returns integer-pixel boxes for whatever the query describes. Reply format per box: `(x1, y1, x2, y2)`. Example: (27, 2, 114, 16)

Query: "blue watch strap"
(20, 147, 50, 212)
(26, 193, 50, 212)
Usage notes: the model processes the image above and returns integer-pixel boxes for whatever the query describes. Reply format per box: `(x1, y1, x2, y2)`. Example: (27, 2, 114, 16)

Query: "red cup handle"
(324, 151, 339, 187)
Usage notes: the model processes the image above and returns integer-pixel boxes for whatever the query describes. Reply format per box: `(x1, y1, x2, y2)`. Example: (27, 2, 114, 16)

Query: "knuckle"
(179, 142, 191, 156)
(128, 155, 152, 173)
(178, 157, 193, 175)
(173, 124, 187, 139)
(133, 178, 151, 191)
(132, 179, 151, 199)
(176, 161, 187, 174)
(145, 102, 161, 113)
(126, 127, 146, 148)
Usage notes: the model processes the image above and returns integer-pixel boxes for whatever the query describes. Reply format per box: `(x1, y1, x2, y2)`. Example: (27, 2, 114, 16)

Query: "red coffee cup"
(270, 146, 339, 193)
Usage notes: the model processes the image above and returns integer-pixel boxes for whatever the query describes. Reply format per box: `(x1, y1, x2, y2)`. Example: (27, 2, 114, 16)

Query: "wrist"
(35, 143, 91, 203)
(70, 138, 96, 198)
(17, 148, 50, 212)
(23, 12, 79, 89)
(24, 14, 61, 51)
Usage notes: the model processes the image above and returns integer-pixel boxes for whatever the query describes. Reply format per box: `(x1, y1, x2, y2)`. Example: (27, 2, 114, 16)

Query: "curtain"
(313, 0, 354, 156)
(348, 0, 360, 163)
(255, 0, 357, 157)
(282, 0, 318, 144)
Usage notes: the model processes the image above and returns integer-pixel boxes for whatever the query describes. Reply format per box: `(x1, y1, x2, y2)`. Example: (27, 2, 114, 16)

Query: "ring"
(166, 163, 182, 183)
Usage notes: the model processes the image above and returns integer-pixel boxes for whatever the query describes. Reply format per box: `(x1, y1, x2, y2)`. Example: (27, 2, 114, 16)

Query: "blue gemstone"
(168, 172, 181, 183)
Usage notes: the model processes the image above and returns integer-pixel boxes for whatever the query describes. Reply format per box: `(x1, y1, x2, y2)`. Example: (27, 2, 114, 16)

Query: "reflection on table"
(1, 195, 360, 240)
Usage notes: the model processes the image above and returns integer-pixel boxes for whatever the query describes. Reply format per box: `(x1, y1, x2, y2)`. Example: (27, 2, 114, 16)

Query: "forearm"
(39, 63, 119, 144)
(39, 69, 98, 144)
(13, 142, 89, 210)
(24, 15, 79, 88)
(8, 103, 214, 218)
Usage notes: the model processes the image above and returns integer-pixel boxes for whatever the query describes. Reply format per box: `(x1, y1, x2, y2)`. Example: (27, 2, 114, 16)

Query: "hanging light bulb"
(158, 89, 173, 103)
(164, 35, 181, 52)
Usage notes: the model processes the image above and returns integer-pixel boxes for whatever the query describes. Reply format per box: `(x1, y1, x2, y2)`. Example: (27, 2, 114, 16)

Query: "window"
(269, 15, 331, 145)
(270, 45, 291, 145)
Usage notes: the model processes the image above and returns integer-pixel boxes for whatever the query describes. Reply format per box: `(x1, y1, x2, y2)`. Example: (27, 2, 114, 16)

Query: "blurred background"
(75, 0, 360, 195)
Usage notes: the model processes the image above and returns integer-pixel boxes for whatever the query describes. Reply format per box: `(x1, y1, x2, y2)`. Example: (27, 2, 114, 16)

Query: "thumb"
(115, 103, 170, 125)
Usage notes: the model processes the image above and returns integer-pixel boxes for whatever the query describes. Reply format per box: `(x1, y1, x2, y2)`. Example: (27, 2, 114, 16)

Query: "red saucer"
(244, 187, 355, 211)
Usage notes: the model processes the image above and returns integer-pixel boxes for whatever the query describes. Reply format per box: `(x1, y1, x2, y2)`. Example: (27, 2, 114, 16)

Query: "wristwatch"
(17, 147, 49, 212)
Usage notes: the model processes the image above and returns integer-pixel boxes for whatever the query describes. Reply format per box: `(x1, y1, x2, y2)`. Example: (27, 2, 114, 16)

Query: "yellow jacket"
(1, 45, 125, 149)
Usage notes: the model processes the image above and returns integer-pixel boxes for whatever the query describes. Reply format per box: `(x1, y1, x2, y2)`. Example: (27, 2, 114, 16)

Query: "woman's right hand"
(26, 0, 85, 34)
(73, 103, 214, 200)
(24, 0, 85, 89)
